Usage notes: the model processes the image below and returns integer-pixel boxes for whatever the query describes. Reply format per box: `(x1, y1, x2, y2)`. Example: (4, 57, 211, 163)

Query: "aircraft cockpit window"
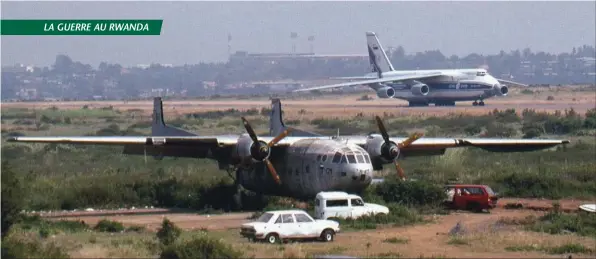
(332, 152, 342, 163)
(317, 155, 322, 161)
(364, 155, 371, 164)
(347, 154, 356, 164)
(476, 71, 486, 76)
(340, 155, 347, 164)
(356, 155, 364, 164)
(322, 155, 328, 161)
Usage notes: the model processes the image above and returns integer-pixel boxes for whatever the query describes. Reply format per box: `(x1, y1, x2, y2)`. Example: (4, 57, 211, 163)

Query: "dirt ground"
(42, 198, 595, 258)
(3, 86, 594, 119)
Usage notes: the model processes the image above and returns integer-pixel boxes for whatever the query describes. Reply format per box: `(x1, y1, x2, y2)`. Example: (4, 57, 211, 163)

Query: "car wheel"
(321, 229, 335, 242)
(266, 233, 279, 244)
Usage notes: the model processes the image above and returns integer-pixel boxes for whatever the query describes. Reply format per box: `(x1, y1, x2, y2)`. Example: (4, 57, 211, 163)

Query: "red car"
(443, 184, 499, 212)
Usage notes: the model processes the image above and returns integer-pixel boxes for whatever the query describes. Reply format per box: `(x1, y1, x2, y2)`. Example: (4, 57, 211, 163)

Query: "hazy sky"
(1, 1, 595, 67)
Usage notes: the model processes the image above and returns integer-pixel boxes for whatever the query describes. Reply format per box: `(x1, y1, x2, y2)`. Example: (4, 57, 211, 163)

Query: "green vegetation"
(1, 106, 595, 213)
(526, 211, 596, 237)
(383, 237, 410, 244)
(159, 233, 243, 259)
(157, 218, 182, 246)
(506, 243, 594, 255)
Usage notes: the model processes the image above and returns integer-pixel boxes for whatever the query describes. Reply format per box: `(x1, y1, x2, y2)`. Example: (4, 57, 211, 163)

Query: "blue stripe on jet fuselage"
(386, 82, 493, 91)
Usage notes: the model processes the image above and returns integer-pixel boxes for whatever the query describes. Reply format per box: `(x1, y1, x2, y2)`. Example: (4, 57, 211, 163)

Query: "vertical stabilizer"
(269, 98, 321, 137)
(151, 97, 196, 136)
(366, 31, 395, 77)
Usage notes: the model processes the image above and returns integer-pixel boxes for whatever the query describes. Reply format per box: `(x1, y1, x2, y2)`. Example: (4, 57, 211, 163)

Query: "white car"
(314, 191, 390, 220)
(240, 209, 340, 244)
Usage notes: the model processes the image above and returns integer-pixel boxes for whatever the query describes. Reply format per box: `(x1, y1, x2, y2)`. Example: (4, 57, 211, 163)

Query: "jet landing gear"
(408, 101, 429, 107)
(472, 100, 485, 106)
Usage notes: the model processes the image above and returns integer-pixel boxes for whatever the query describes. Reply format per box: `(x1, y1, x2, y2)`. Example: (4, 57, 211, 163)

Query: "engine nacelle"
(376, 86, 395, 99)
(411, 83, 430, 96)
(495, 84, 508, 96)
(364, 135, 400, 170)
(235, 134, 269, 164)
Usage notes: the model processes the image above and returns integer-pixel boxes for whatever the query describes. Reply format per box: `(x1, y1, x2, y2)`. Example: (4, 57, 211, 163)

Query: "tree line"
(1, 45, 595, 100)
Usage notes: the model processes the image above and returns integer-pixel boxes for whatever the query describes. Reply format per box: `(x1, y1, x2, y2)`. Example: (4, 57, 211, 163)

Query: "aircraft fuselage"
(366, 68, 507, 104)
(236, 138, 374, 198)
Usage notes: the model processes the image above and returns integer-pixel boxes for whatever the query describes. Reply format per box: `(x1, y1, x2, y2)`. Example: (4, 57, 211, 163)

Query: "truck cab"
(314, 191, 389, 220)
(443, 184, 499, 212)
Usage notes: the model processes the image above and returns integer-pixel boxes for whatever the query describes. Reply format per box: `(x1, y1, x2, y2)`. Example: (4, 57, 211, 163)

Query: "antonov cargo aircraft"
(294, 32, 528, 107)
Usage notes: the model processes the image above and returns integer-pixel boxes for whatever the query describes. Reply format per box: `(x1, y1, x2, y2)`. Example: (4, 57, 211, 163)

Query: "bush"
(527, 211, 596, 237)
(331, 203, 425, 230)
(1, 234, 69, 259)
(159, 234, 243, 259)
(375, 179, 446, 207)
(157, 218, 182, 246)
(1, 162, 24, 238)
(94, 219, 124, 233)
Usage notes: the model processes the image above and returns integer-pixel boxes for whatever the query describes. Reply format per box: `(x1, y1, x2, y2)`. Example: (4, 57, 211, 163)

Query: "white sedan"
(240, 209, 340, 244)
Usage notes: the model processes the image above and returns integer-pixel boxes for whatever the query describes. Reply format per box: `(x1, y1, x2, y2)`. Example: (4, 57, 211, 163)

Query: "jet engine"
(376, 86, 395, 99)
(235, 134, 270, 165)
(495, 84, 508, 96)
(411, 83, 430, 96)
(364, 135, 400, 170)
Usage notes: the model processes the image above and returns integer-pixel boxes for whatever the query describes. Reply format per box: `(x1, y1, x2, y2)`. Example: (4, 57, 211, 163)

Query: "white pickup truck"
(240, 209, 340, 244)
(314, 191, 390, 220)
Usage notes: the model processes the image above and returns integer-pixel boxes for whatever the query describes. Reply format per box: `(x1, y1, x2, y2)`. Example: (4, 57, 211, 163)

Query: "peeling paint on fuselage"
(238, 139, 374, 198)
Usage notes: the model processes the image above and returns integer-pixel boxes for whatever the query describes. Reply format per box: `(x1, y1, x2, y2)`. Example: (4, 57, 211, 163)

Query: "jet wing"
(496, 78, 528, 87)
(329, 76, 378, 80)
(294, 72, 444, 92)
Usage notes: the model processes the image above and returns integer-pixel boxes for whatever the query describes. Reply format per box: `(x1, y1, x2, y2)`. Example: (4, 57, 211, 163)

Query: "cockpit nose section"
(331, 143, 374, 185)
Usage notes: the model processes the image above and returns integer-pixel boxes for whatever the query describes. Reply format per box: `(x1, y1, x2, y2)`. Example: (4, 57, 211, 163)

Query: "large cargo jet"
(294, 32, 528, 107)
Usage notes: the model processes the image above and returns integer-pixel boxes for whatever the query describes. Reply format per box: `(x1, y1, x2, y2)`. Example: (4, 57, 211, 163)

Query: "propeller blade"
(241, 117, 259, 143)
(398, 132, 424, 148)
(374, 116, 390, 143)
(264, 159, 282, 184)
(268, 127, 293, 147)
(395, 161, 406, 181)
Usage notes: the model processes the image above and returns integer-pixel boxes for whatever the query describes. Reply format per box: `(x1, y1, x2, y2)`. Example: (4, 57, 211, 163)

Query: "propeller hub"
(381, 142, 400, 161)
(250, 140, 270, 161)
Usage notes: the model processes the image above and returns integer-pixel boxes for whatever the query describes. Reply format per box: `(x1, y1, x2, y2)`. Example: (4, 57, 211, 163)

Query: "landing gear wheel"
(472, 101, 478, 106)
(479, 101, 485, 106)
(320, 229, 335, 242)
(266, 233, 280, 244)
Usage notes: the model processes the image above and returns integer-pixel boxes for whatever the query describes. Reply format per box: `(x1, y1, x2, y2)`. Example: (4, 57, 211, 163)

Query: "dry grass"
(3, 86, 594, 120)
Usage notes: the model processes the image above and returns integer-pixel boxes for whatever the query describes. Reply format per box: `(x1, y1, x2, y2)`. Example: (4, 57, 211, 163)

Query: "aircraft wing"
(5, 135, 312, 147)
(345, 136, 569, 157)
(294, 72, 444, 92)
(496, 78, 528, 87)
(329, 76, 378, 80)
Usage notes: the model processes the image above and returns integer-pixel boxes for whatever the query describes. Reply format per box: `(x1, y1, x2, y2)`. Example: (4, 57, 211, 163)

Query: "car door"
(294, 212, 318, 238)
(278, 213, 300, 239)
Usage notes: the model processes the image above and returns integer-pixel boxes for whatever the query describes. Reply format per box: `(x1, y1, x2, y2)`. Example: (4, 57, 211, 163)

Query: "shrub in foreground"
(157, 218, 182, 246)
(159, 234, 243, 259)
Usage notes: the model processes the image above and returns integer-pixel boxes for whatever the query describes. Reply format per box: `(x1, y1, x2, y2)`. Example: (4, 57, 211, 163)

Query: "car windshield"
(484, 186, 495, 195)
(256, 213, 274, 223)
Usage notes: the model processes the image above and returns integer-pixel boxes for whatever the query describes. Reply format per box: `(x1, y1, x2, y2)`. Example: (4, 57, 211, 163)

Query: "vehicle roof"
(264, 209, 308, 214)
(445, 184, 490, 188)
(316, 191, 362, 200)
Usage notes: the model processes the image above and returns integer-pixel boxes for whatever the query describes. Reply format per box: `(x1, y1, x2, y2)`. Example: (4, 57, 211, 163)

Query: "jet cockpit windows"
(340, 155, 347, 164)
(476, 71, 486, 76)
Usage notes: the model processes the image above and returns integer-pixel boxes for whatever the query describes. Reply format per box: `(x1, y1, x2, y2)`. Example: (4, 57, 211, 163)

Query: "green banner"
(1, 20, 163, 35)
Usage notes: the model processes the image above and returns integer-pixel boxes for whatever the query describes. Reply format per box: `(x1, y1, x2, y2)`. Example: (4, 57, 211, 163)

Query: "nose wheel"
(472, 100, 485, 106)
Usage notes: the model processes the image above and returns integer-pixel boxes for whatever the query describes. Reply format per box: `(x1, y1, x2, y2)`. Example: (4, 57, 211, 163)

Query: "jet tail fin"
(269, 98, 321, 137)
(366, 31, 395, 77)
(151, 97, 196, 136)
